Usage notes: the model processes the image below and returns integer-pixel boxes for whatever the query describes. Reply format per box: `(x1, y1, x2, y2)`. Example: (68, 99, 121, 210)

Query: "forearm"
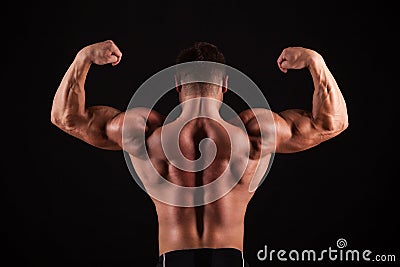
(51, 49, 91, 129)
(308, 55, 348, 132)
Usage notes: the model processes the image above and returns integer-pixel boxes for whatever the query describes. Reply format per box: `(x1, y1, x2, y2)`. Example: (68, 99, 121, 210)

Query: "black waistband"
(158, 247, 245, 266)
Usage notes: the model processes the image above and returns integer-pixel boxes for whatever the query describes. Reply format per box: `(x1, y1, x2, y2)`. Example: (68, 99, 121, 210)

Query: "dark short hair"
(175, 42, 226, 88)
(176, 41, 225, 64)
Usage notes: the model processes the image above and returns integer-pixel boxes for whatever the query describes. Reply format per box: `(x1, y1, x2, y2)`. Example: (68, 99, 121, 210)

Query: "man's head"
(175, 42, 228, 102)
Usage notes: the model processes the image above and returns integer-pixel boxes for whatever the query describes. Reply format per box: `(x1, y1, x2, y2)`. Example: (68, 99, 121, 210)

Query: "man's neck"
(178, 97, 222, 120)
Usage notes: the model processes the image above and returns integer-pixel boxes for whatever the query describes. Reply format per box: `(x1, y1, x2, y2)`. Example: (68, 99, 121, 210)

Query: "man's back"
(50, 40, 348, 266)
(129, 115, 270, 255)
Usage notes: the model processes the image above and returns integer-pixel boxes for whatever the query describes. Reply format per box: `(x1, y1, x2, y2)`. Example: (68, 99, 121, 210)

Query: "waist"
(158, 224, 244, 255)
(158, 247, 245, 266)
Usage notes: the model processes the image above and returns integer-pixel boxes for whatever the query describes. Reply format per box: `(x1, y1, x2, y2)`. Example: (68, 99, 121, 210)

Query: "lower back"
(154, 184, 251, 255)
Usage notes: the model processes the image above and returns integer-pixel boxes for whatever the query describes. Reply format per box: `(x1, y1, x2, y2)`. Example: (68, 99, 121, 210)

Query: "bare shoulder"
(229, 108, 275, 129)
(124, 107, 165, 128)
(227, 109, 254, 128)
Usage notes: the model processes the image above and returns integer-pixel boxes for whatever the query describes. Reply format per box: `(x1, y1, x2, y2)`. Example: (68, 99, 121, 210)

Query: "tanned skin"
(51, 40, 348, 255)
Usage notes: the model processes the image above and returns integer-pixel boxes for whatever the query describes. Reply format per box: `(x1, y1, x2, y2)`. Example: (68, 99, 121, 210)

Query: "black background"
(5, 1, 398, 266)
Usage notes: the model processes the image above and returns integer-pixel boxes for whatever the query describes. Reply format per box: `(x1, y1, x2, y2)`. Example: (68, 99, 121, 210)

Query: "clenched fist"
(79, 40, 122, 66)
(277, 47, 322, 73)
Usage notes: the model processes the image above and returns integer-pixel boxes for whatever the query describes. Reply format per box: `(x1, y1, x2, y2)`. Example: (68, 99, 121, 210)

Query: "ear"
(174, 75, 181, 93)
(222, 75, 229, 94)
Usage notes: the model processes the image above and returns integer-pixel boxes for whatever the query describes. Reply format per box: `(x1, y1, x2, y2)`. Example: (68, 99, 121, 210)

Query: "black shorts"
(156, 248, 250, 267)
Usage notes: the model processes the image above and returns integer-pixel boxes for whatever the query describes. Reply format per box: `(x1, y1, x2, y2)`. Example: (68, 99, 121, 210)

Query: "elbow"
(50, 109, 60, 127)
(341, 115, 349, 131)
(337, 113, 349, 132)
(50, 111, 78, 131)
(318, 114, 349, 133)
(50, 107, 61, 127)
(50, 103, 63, 127)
